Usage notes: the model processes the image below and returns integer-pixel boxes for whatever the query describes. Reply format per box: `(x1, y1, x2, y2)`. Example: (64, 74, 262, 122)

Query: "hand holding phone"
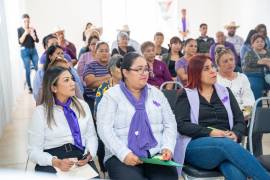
(80, 152, 90, 160)
(77, 152, 91, 166)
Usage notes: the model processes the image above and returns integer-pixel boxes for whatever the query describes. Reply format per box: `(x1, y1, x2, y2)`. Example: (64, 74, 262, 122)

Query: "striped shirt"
(83, 61, 109, 99)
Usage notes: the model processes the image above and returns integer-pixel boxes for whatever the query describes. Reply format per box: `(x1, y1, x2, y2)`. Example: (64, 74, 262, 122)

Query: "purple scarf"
(55, 97, 84, 150)
(119, 81, 157, 157)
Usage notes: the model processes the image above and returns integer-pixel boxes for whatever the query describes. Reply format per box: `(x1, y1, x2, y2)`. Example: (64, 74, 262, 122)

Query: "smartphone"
(80, 152, 89, 160)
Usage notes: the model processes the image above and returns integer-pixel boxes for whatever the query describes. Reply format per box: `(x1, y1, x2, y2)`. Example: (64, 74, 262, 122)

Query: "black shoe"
(29, 88, 33, 94)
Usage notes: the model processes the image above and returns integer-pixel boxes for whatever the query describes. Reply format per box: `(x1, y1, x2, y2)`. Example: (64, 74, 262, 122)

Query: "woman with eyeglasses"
(77, 36, 100, 84)
(83, 42, 111, 115)
(97, 52, 178, 180)
(28, 66, 98, 174)
(33, 45, 83, 105)
(174, 54, 269, 179)
(141, 41, 173, 89)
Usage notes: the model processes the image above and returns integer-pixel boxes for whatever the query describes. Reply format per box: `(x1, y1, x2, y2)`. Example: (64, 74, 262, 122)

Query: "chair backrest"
(160, 81, 183, 111)
(162, 89, 179, 111)
(252, 107, 270, 134)
(248, 97, 270, 154)
(160, 81, 183, 90)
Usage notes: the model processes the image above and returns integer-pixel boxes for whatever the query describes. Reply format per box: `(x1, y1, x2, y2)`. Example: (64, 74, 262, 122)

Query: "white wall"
(21, 0, 270, 50)
(23, 0, 103, 55)
(179, 0, 270, 40)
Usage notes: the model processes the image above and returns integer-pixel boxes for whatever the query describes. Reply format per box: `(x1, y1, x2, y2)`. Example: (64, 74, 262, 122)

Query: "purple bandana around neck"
(119, 81, 158, 157)
(55, 97, 84, 150)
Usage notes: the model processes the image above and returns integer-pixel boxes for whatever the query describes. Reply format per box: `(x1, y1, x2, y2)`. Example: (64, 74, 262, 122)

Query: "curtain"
(0, 0, 24, 137)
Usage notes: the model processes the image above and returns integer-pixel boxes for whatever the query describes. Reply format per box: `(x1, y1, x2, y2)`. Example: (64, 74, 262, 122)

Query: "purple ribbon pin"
(221, 96, 229, 103)
(153, 100, 160, 107)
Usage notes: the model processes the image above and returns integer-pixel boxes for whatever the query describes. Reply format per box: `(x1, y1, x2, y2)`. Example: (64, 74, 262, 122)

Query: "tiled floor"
(0, 90, 270, 176)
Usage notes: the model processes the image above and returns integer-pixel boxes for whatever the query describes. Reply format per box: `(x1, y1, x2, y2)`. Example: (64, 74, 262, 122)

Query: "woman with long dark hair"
(28, 66, 98, 174)
(33, 45, 83, 105)
(162, 36, 183, 78)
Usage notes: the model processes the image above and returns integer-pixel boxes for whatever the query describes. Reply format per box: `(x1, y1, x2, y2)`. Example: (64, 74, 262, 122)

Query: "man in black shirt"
(17, 14, 39, 93)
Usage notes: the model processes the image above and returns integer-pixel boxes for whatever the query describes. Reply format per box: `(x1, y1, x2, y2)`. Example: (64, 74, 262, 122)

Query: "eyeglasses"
(129, 67, 150, 74)
(215, 46, 231, 54)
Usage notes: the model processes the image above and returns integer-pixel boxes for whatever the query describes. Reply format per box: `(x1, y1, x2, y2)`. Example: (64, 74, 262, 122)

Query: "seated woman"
(242, 33, 270, 100)
(39, 34, 72, 67)
(77, 35, 100, 84)
(94, 54, 122, 117)
(93, 54, 122, 175)
(97, 52, 178, 180)
(111, 31, 135, 56)
(215, 46, 255, 119)
(162, 36, 184, 79)
(33, 45, 83, 105)
(79, 29, 100, 59)
(141, 41, 173, 89)
(83, 42, 111, 114)
(240, 30, 257, 62)
(28, 66, 98, 174)
(175, 38, 197, 86)
(175, 54, 269, 179)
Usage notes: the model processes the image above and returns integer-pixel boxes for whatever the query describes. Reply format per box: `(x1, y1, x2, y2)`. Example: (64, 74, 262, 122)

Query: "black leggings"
(105, 156, 178, 180)
(35, 143, 98, 174)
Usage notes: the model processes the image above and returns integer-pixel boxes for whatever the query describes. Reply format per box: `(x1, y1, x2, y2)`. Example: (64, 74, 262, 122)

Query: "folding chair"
(248, 97, 270, 172)
(160, 81, 182, 111)
(160, 81, 223, 180)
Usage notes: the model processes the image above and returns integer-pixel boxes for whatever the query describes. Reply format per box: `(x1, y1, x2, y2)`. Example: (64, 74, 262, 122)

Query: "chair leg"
(25, 155, 29, 172)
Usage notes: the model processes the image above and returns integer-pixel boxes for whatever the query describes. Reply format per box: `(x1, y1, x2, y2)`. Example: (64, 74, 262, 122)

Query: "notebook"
(140, 155, 182, 167)
(56, 163, 98, 179)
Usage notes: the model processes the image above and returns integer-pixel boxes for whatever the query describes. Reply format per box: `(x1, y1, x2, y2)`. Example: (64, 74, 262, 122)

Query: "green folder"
(140, 155, 182, 167)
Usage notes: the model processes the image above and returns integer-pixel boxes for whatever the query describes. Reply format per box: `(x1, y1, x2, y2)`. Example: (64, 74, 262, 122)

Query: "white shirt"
(27, 99, 98, 166)
(217, 73, 255, 110)
(226, 35, 244, 55)
(97, 84, 177, 162)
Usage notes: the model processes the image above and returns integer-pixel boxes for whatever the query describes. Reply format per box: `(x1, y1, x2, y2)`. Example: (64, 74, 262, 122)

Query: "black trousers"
(105, 156, 178, 180)
(35, 143, 98, 174)
(83, 92, 95, 116)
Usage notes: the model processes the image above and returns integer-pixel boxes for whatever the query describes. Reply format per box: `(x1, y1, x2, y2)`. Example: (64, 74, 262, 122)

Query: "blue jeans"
(245, 72, 265, 100)
(185, 137, 270, 180)
(20, 47, 38, 89)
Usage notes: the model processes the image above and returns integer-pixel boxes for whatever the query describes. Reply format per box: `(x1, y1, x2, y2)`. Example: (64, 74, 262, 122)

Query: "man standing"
(179, 9, 190, 40)
(18, 14, 39, 93)
(196, 23, 215, 54)
(225, 21, 244, 56)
